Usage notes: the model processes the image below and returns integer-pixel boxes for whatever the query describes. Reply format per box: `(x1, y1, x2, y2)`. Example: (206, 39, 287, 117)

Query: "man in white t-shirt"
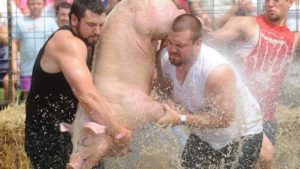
(157, 14, 263, 169)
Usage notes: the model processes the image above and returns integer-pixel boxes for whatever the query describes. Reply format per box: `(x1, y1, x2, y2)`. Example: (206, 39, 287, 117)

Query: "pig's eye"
(81, 137, 90, 146)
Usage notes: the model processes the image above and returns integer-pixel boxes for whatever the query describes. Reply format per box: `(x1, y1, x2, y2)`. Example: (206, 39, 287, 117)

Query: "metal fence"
(0, 0, 300, 107)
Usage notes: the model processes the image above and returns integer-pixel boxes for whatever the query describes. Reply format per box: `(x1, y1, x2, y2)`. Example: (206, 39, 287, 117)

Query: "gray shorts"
(263, 120, 278, 145)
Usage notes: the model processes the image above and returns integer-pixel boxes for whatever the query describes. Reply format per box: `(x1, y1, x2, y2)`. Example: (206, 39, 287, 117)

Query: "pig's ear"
(60, 123, 73, 134)
(83, 122, 106, 135)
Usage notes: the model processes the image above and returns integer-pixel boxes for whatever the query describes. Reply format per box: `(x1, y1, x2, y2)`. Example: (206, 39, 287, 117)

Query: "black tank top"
(25, 25, 91, 129)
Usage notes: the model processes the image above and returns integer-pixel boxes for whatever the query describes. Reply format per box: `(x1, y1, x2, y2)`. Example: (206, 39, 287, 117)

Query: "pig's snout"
(66, 153, 84, 169)
(67, 163, 79, 169)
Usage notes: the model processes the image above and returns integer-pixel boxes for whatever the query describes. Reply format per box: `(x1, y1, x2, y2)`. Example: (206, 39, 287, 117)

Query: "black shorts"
(182, 133, 263, 169)
(263, 120, 278, 145)
(25, 125, 74, 169)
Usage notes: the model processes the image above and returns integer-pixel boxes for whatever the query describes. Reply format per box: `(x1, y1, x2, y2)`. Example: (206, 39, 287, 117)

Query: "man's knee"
(260, 134, 275, 162)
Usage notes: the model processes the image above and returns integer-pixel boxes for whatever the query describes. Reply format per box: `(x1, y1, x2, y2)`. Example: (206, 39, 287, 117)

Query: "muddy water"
(104, 124, 190, 169)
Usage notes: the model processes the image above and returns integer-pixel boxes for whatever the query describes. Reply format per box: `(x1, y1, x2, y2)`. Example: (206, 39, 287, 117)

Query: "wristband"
(179, 115, 187, 125)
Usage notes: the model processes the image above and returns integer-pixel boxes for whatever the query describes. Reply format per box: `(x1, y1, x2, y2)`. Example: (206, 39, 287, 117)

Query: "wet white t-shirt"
(160, 44, 263, 150)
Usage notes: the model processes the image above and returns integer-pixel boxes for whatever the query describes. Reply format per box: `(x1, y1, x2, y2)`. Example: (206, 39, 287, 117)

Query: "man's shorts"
(182, 132, 263, 169)
(20, 76, 32, 92)
(263, 120, 278, 145)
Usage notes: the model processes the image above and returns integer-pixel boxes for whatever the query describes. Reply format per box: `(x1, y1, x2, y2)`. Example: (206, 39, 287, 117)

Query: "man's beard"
(267, 14, 281, 22)
(76, 26, 99, 46)
(169, 57, 183, 66)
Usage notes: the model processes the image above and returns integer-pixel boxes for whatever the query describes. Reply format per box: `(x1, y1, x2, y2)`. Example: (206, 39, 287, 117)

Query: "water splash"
(104, 123, 190, 169)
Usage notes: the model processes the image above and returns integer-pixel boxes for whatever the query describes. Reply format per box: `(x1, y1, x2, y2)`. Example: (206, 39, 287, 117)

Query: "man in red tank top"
(173, 0, 191, 12)
(209, 0, 300, 168)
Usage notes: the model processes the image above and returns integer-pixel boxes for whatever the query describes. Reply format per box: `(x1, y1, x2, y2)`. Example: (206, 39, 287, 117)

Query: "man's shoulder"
(52, 30, 82, 44)
(14, 16, 32, 26)
(201, 44, 224, 58)
(45, 30, 87, 68)
(48, 30, 86, 55)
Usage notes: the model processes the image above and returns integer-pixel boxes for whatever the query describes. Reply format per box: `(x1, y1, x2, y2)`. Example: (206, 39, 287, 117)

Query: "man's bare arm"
(48, 31, 124, 137)
(186, 64, 236, 128)
(208, 16, 255, 49)
(159, 64, 236, 128)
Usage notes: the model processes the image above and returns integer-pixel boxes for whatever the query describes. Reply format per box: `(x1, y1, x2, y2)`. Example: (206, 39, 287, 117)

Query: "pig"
(62, 0, 183, 168)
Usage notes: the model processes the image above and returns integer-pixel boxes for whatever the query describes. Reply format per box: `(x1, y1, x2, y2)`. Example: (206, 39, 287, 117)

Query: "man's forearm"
(184, 110, 233, 128)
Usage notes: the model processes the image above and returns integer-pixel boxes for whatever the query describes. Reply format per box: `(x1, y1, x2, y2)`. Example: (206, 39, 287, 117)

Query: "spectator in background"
(14, 0, 31, 16)
(15, 0, 57, 17)
(0, 21, 18, 102)
(44, 0, 73, 19)
(0, 0, 25, 23)
(55, 1, 71, 27)
(13, 0, 58, 100)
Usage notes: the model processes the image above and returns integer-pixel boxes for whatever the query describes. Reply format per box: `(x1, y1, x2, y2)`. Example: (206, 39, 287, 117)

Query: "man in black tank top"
(25, 0, 131, 168)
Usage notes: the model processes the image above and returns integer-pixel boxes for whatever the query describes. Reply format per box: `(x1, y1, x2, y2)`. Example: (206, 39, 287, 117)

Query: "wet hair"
(55, 1, 72, 15)
(171, 14, 202, 42)
(69, 0, 105, 21)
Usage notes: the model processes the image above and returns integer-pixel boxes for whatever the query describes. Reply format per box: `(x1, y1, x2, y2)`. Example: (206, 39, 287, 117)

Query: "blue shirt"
(13, 16, 58, 76)
(0, 43, 8, 74)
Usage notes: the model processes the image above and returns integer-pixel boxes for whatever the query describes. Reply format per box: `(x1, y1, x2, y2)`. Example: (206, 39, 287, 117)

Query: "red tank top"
(244, 15, 295, 121)
(178, 0, 190, 12)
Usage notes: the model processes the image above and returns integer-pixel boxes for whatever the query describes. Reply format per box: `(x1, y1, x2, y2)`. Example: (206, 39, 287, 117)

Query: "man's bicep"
(58, 49, 94, 98)
(205, 65, 236, 113)
(211, 19, 241, 44)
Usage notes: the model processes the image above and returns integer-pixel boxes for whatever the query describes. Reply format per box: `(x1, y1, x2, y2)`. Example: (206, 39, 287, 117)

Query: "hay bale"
(0, 104, 32, 169)
(280, 84, 300, 106)
(274, 106, 300, 169)
(280, 62, 300, 106)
